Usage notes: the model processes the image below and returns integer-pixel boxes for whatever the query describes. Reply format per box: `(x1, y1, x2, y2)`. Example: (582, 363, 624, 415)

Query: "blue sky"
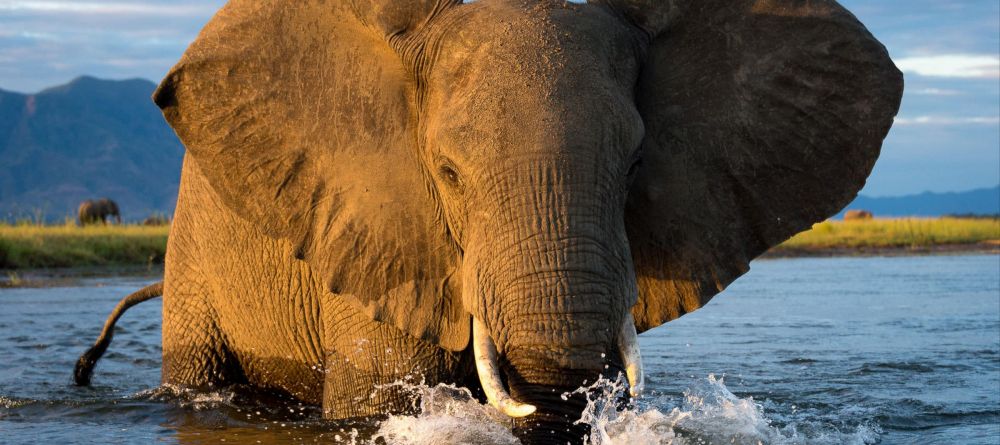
(1, 1, 997, 197)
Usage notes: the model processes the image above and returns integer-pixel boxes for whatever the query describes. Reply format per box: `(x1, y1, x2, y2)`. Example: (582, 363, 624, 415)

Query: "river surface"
(1, 254, 998, 444)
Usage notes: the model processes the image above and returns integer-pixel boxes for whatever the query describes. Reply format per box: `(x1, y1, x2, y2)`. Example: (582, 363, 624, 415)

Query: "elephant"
(844, 209, 875, 220)
(75, 0, 903, 443)
(77, 198, 121, 225)
(142, 214, 170, 226)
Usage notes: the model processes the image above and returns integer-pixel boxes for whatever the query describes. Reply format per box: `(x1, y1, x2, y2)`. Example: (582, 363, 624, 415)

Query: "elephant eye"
(438, 163, 463, 188)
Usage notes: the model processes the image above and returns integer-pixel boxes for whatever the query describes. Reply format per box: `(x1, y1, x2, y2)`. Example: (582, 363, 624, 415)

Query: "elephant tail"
(74, 281, 164, 386)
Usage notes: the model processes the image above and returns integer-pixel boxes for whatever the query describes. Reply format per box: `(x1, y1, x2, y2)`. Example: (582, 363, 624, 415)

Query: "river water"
(1, 254, 997, 444)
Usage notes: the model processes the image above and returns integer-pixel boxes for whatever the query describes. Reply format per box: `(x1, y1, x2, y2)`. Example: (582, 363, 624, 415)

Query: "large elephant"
(77, 198, 121, 225)
(76, 0, 902, 442)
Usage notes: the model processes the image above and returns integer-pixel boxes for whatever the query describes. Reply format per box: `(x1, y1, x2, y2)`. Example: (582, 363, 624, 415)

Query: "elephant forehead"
(425, 1, 642, 157)
(433, 2, 638, 96)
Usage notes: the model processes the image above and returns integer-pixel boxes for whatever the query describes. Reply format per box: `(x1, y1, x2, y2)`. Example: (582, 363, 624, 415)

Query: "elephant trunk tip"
(511, 408, 592, 444)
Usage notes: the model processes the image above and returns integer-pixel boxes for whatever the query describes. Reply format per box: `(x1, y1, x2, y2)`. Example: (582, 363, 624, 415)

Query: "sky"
(0, 0, 997, 197)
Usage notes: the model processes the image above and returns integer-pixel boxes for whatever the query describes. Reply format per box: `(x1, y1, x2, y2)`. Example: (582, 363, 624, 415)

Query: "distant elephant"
(844, 209, 875, 220)
(77, 198, 121, 225)
(142, 215, 170, 226)
(75, 1, 902, 443)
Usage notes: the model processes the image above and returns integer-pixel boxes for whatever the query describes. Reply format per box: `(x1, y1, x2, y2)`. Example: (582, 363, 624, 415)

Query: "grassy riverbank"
(770, 217, 1000, 256)
(0, 223, 169, 269)
(1, 218, 997, 270)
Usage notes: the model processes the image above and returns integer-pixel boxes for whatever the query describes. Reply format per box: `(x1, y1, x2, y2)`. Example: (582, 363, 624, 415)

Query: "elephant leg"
(161, 278, 244, 388)
(319, 294, 472, 419)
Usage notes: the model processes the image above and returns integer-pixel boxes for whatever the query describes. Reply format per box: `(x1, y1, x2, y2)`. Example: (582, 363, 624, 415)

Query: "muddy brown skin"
(110, 0, 902, 442)
(77, 198, 121, 225)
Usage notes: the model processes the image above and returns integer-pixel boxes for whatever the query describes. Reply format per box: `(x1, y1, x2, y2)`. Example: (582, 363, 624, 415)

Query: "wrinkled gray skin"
(77, 198, 121, 225)
(89, 0, 902, 442)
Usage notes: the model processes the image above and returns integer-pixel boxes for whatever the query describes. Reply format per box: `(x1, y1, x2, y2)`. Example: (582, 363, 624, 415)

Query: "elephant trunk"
(469, 254, 644, 443)
(473, 311, 643, 414)
(476, 312, 642, 444)
(472, 315, 612, 444)
(493, 242, 634, 385)
(465, 163, 641, 441)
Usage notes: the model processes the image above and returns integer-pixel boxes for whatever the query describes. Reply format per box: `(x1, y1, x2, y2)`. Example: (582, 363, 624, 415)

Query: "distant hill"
(0, 76, 996, 223)
(837, 186, 1000, 218)
(0, 76, 184, 222)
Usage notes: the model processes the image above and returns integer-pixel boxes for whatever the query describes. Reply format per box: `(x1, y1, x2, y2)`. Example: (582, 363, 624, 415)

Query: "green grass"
(1, 218, 997, 269)
(777, 217, 1000, 250)
(0, 222, 169, 269)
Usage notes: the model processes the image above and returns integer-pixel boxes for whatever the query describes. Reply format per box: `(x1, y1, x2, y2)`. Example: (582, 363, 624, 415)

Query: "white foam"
(374, 383, 520, 445)
(132, 377, 877, 444)
(372, 375, 880, 445)
(580, 374, 880, 445)
(135, 384, 237, 410)
(0, 395, 28, 409)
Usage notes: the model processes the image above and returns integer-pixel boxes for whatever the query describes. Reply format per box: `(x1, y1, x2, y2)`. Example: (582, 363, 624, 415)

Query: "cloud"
(894, 116, 1000, 126)
(0, 0, 226, 92)
(0, 1, 215, 16)
(911, 88, 963, 96)
(895, 54, 1000, 78)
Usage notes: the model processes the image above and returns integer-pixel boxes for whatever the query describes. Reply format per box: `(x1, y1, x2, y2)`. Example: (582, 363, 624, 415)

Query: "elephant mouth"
(471, 313, 644, 418)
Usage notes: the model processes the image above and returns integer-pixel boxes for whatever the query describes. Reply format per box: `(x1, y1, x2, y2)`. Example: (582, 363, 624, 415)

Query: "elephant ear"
(601, 0, 903, 331)
(154, 0, 470, 350)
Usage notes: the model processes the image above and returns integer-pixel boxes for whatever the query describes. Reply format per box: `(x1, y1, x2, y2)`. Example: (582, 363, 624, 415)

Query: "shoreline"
(3, 218, 996, 272)
(763, 242, 1000, 258)
(3, 246, 997, 288)
(1, 264, 163, 288)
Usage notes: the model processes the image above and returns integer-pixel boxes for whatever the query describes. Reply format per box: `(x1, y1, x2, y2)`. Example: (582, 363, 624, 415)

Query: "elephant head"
(102, 198, 122, 224)
(154, 0, 902, 441)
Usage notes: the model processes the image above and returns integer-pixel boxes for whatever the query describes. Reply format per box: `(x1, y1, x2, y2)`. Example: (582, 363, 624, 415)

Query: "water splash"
(0, 396, 28, 409)
(135, 383, 238, 410)
(578, 374, 879, 445)
(74, 377, 880, 444)
(374, 383, 521, 445)
(371, 375, 879, 445)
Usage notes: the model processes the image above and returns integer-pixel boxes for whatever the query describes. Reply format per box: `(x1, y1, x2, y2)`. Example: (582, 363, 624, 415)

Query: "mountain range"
(0, 76, 183, 221)
(837, 186, 999, 218)
(0, 76, 996, 222)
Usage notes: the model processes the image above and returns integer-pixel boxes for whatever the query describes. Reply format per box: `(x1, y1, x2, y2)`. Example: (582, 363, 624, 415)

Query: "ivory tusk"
(472, 318, 537, 418)
(617, 312, 644, 397)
